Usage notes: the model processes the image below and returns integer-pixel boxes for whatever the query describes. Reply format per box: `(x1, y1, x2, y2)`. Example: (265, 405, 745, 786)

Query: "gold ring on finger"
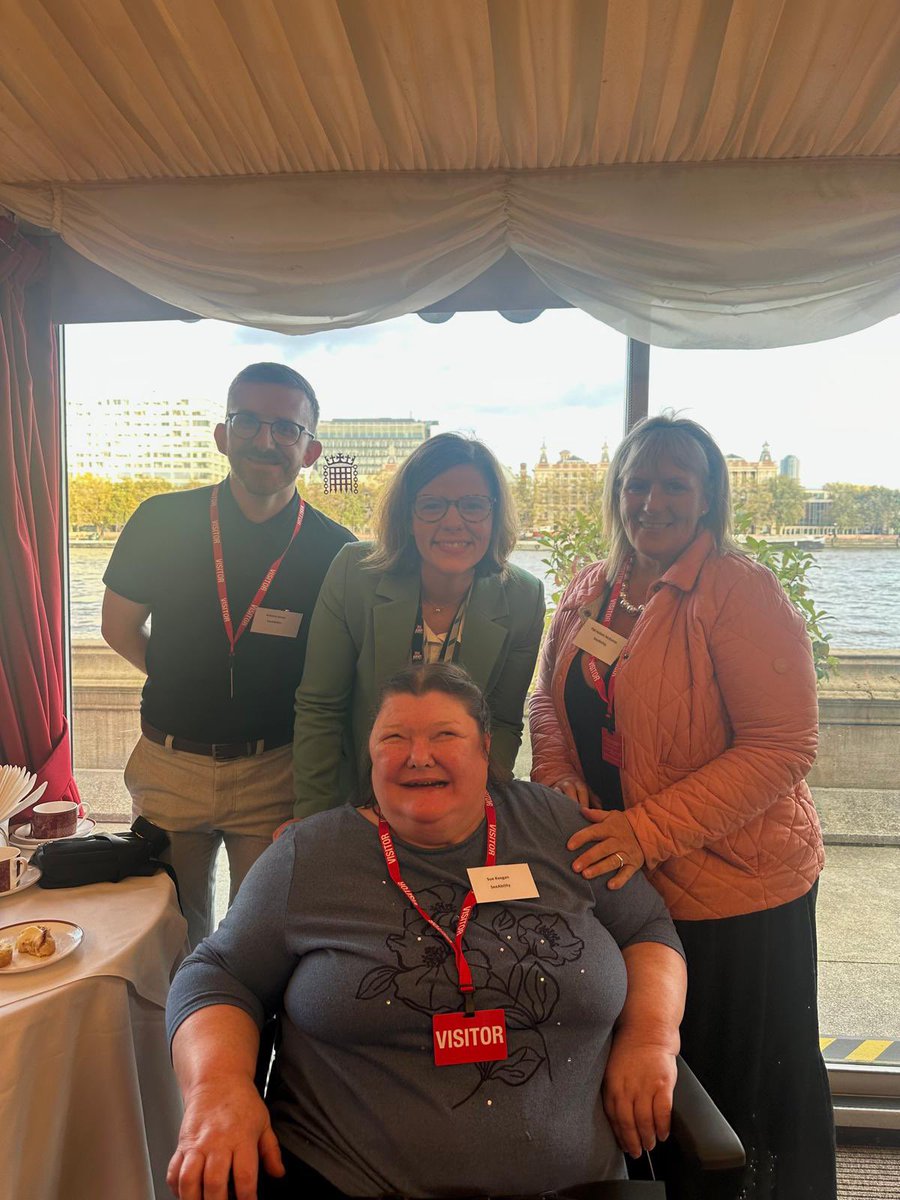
(615, 852, 625, 869)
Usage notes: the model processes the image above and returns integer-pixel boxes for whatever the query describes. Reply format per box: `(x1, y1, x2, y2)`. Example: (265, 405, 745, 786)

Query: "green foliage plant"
(742, 537, 837, 682)
(536, 511, 608, 609)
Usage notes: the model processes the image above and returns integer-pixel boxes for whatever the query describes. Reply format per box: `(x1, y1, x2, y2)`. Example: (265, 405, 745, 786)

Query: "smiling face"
(214, 381, 321, 501)
(619, 448, 709, 572)
(369, 691, 491, 848)
(411, 464, 494, 582)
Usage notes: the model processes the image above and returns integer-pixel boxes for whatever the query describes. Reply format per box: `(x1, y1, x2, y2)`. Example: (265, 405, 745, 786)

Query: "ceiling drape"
(2, 0, 899, 347)
(3, 157, 899, 347)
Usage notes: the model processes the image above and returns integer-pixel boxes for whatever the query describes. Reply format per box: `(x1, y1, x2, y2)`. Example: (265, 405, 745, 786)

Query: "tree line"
(823, 483, 900, 533)
(67, 473, 382, 539)
(67, 471, 900, 540)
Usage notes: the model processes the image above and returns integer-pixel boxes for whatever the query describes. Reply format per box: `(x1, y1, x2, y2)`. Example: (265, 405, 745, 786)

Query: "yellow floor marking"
(845, 1040, 893, 1063)
(819, 1037, 835, 1051)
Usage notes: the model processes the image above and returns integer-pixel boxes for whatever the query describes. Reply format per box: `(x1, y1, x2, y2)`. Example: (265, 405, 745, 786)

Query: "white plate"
(0, 919, 84, 975)
(10, 817, 96, 849)
(0, 864, 41, 899)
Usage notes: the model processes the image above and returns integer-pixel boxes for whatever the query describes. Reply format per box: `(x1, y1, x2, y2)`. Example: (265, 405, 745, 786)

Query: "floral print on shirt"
(356, 884, 586, 1107)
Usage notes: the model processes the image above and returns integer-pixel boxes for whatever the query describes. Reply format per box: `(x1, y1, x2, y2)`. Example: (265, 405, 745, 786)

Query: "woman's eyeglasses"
(226, 411, 313, 447)
(412, 495, 495, 523)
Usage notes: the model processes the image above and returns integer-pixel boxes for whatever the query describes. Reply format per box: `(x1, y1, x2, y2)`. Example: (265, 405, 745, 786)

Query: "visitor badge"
(573, 618, 627, 665)
(433, 1009, 508, 1066)
(250, 607, 303, 638)
(601, 728, 624, 767)
(467, 863, 539, 903)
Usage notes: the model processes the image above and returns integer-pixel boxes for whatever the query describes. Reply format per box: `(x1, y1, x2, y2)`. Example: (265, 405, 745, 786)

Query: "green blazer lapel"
(372, 571, 419, 686)
(458, 574, 509, 692)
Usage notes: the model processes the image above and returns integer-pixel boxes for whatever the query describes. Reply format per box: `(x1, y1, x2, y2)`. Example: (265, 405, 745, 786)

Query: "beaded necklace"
(617, 555, 645, 615)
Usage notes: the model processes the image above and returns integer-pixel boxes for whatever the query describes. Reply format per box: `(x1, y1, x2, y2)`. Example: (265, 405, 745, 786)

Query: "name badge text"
(250, 607, 303, 638)
(467, 862, 539, 903)
(572, 618, 627, 666)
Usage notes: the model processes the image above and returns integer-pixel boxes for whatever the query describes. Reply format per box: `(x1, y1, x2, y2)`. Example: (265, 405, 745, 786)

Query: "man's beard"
(230, 451, 295, 495)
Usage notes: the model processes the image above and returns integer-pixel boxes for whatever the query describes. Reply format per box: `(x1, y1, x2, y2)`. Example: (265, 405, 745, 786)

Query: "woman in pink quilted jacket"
(530, 414, 835, 1200)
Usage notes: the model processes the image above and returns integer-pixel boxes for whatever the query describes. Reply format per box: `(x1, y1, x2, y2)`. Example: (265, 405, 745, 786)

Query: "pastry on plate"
(0, 940, 13, 967)
(15, 924, 56, 957)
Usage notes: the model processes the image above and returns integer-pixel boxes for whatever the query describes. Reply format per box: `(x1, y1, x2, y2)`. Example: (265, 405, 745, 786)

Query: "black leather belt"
(141, 719, 291, 761)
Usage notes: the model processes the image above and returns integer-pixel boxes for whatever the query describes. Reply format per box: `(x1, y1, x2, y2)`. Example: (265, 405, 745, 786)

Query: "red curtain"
(0, 217, 81, 821)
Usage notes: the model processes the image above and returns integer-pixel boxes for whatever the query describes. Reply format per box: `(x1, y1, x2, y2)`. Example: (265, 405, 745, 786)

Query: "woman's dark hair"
(602, 412, 739, 577)
(364, 433, 517, 576)
(363, 663, 498, 804)
(374, 662, 492, 737)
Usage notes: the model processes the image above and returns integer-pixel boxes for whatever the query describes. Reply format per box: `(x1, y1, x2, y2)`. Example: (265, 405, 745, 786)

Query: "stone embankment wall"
(72, 642, 144, 769)
(71, 642, 900, 790)
(808, 651, 900, 790)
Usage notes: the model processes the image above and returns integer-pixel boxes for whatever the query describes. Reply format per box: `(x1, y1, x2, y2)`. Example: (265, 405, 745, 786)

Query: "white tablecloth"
(0, 873, 188, 1200)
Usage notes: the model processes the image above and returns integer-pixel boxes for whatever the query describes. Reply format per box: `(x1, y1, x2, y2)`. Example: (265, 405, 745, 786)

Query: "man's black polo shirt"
(104, 479, 355, 744)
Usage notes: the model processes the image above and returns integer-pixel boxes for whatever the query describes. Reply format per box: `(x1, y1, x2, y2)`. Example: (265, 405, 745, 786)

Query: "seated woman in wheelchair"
(166, 663, 686, 1200)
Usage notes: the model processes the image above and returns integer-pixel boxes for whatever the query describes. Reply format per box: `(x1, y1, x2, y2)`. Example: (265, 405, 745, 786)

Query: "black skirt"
(651, 884, 837, 1200)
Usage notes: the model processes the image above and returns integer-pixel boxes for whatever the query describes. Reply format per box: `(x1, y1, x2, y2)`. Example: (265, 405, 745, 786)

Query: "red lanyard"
(210, 483, 306, 696)
(378, 794, 496, 1012)
(585, 561, 630, 714)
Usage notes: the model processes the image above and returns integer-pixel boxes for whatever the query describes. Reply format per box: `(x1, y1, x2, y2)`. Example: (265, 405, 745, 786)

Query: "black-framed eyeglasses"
(226, 411, 314, 447)
(412, 494, 496, 523)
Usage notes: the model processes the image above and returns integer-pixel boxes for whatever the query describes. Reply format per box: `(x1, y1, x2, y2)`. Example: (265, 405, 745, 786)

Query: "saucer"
(10, 818, 96, 849)
(0, 864, 41, 899)
(0, 919, 84, 974)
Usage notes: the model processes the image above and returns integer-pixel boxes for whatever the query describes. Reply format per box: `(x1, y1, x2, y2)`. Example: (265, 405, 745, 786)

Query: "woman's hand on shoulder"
(567, 808, 645, 887)
(167, 1076, 284, 1200)
(602, 1033, 677, 1158)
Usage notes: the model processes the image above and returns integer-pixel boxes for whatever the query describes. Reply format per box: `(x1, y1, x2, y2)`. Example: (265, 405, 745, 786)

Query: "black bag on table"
(31, 815, 176, 892)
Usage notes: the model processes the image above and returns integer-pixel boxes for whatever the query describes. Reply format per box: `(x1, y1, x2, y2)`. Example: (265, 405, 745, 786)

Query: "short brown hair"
(602, 414, 739, 578)
(226, 362, 319, 428)
(365, 433, 517, 575)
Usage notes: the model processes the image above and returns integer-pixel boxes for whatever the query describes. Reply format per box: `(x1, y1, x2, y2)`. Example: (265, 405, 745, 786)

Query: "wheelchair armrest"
(671, 1055, 745, 1170)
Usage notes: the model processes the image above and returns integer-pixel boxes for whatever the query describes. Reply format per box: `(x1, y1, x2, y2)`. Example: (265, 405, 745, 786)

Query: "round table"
(0, 871, 188, 1199)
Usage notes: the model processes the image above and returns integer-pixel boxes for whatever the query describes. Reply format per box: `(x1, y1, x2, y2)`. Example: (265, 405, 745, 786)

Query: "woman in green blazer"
(292, 434, 545, 818)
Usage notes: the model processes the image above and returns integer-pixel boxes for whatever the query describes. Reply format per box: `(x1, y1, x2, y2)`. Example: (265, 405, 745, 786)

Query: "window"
(63, 308, 899, 1109)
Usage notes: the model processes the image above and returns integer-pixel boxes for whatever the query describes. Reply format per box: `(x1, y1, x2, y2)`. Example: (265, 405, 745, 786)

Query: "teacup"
(0, 847, 27, 893)
(30, 800, 79, 840)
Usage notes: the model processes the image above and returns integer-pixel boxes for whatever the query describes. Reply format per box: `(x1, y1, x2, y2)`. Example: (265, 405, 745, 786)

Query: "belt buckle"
(212, 742, 237, 761)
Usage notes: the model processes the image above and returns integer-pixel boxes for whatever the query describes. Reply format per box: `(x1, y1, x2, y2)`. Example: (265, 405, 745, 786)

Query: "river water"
(70, 543, 900, 648)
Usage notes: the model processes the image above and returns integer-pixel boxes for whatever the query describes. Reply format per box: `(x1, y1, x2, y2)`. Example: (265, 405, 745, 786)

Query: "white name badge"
(250, 607, 303, 638)
(467, 863, 539, 903)
(572, 617, 628, 666)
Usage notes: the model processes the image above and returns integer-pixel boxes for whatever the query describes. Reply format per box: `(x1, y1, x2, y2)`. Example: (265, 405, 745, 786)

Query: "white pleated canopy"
(1, 0, 899, 347)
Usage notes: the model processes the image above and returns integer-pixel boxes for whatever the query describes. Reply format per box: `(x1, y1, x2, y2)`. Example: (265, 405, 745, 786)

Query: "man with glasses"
(102, 362, 355, 947)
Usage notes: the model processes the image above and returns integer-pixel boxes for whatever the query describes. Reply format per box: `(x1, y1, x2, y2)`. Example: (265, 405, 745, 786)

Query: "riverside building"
(724, 442, 778, 500)
(314, 417, 434, 479)
(532, 443, 610, 530)
(67, 394, 220, 485)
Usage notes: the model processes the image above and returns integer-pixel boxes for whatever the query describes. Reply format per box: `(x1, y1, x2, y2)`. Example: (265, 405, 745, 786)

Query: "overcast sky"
(64, 308, 900, 489)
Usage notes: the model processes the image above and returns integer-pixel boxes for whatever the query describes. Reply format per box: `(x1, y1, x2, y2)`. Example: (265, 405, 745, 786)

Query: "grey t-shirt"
(167, 781, 683, 1197)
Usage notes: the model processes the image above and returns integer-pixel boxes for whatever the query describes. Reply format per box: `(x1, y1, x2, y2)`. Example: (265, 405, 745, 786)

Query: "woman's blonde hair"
(602, 414, 740, 578)
(364, 433, 518, 575)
